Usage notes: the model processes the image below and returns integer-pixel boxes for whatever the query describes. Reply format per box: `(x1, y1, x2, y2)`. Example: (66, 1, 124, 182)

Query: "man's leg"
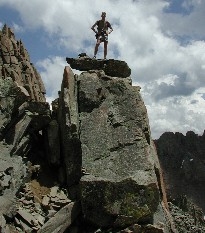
(94, 39, 101, 58)
(104, 41, 108, 59)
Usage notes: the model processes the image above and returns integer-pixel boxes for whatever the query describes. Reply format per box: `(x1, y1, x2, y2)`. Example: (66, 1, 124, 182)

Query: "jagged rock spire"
(0, 24, 46, 102)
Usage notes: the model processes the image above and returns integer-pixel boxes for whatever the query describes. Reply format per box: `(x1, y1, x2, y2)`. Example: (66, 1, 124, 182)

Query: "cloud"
(1, 0, 205, 139)
(0, 0, 168, 55)
(36, 56, 81, 103)
(36, 56, 67, 100)
(149, 75, 196, 101)
(12, 23, 24, 33)
(161, 0, 205, 39)
(145, 90, 205, 139)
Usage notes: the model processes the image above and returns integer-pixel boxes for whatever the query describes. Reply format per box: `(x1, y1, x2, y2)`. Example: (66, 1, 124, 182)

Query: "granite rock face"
(78, 70, 158, 227)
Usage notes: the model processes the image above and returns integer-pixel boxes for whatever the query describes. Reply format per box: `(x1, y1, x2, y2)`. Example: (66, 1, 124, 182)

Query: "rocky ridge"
(155, 131, 205, 210)
(0, 24, 204, 233)
(155, 131, 205, 232)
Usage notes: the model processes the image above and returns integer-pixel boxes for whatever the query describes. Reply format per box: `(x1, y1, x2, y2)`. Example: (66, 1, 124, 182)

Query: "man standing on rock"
(91, 12, 113, 60)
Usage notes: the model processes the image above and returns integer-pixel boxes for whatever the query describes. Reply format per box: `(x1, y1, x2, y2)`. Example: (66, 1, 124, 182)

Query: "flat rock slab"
(38, 201, 81, 233)
(17, 209, 40, 227)
(66, 57, 131, 78)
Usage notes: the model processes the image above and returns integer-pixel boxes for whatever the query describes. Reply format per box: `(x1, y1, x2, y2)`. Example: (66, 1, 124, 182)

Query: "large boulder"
(78, 70, 160, 227)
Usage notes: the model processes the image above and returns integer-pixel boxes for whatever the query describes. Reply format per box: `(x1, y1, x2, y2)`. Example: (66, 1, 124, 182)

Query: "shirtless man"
(91, 12, 113, 60)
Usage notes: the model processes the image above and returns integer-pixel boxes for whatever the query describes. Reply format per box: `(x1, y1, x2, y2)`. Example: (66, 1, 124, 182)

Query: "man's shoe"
(93, 55, 96, 59)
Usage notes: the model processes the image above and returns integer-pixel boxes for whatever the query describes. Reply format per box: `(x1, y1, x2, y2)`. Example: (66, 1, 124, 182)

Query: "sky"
(0, 0, 205, 139)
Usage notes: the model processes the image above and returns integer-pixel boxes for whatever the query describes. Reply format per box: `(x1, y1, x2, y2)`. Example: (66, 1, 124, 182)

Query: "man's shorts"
(96, 31, 108, 42)
(99, 34, 108, 42)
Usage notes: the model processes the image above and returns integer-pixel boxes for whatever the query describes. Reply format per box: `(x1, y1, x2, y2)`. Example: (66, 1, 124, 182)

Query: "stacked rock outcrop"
(47, 55, 176, 232)
(1, 24, 204, 232)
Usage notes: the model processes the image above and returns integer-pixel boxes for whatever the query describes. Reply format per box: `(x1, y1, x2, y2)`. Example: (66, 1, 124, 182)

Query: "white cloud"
(36, 56, 67, 100)
(1, 0, 205, 139)
(141, 76, 205, 138)
(36, 56, 81, 104)
(12, 23, 24, 33)
(146, 92, 205, 139)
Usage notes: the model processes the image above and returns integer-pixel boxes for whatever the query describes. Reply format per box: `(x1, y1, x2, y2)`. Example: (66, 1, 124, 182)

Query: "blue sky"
(165, 0, 193, 14)
(1, 0, 205, 139)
